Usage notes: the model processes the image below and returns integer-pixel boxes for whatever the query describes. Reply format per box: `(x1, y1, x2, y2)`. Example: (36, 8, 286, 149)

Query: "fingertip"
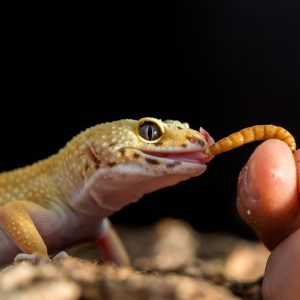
(254, 140, 297, 219)
(238, 139, 298, 248)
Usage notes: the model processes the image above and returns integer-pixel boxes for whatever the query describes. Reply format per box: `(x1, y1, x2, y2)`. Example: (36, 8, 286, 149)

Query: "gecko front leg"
(0, 200, 62, 264)
(94, 218, 130, 266)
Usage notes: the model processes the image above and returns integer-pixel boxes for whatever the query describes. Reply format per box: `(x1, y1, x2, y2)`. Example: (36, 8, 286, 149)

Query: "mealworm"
(205, 125, 296, 156)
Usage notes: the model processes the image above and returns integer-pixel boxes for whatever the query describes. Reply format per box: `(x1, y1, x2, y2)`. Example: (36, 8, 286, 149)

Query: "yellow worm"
(205, 125, 296, 156)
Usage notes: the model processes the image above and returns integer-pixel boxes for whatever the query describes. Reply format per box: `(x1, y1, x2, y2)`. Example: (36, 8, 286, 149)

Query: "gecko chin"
(83, 165, 205, 214)
(73, 151, 211, 216)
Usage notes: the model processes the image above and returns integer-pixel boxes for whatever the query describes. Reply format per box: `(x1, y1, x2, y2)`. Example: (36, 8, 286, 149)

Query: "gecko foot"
(14, 253, 51, 265)
(14, 251, 69, 265)
(51, 251, 69, 262)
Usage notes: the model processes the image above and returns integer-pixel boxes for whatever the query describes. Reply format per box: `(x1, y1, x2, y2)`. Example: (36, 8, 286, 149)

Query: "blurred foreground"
(0, 219, 268, 300)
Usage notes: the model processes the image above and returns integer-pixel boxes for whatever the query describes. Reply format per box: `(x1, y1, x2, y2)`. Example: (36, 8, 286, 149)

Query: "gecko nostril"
(186, 136, 205, 146)
(186, 136, 196, 143)
(187, 136, 204, 145)
(197, 139, 205, 147)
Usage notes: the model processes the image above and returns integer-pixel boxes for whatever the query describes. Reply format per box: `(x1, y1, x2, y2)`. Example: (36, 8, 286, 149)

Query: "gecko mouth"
(139, 127, 215, 165)
(141, 149, 213, 165)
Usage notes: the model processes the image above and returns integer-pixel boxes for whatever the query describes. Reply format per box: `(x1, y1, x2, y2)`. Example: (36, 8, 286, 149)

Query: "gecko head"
(71, 118, 215, 214)
(82, 117, 214, 181)
(126, 117, 214, 175)
(82, 117, 214, 177)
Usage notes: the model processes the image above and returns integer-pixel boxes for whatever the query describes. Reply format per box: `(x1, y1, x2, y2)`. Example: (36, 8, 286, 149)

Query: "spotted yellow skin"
(0, 118, 202, 206)
(0, 117, 209, 265)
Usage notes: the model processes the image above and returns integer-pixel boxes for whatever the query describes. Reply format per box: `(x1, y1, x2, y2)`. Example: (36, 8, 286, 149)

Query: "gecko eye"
(138, 122, 162, 142)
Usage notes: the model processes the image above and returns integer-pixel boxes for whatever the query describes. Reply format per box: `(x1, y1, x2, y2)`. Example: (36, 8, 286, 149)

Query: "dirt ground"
(0, 219, 268, 300)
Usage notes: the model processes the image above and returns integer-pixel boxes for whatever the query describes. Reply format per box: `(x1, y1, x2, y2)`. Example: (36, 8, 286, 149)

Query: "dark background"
(2, 1, 300, 239)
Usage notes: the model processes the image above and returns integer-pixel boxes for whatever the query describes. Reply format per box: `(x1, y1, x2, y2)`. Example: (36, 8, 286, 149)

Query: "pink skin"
(237, 139, 300, 300)
(200, 127, 215, 148)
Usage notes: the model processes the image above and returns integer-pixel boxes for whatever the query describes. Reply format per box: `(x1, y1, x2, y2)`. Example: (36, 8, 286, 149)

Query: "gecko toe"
(14, 253, 51, 265)
(51, 251, 69, 262)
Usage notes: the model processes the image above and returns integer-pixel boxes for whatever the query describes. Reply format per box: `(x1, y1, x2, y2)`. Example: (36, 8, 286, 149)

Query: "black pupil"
(139, 122, 161, 141)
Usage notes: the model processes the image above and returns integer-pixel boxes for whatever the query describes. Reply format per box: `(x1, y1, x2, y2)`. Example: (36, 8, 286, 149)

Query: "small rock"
(225, 244, 269, 281)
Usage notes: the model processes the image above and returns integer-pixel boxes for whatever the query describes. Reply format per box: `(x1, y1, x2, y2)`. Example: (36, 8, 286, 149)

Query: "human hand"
(237, 139, 300, 300)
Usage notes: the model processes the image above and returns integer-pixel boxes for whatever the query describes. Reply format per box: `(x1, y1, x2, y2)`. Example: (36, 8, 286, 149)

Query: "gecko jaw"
(140, 149, 213, 165)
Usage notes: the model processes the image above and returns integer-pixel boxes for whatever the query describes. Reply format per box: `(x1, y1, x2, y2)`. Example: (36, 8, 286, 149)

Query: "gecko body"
(0, 117, 213, 265)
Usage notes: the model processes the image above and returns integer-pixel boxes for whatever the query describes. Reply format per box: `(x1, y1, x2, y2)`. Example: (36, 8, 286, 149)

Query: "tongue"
(200, 127, 215, 147)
